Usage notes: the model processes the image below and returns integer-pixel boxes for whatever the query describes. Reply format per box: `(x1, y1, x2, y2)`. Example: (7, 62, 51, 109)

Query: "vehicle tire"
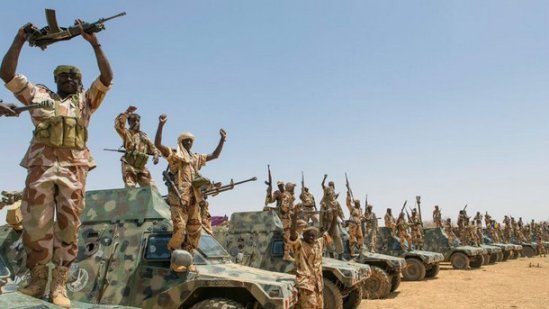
(489, 253, 498, 264)
(502, 251, 510, 261)
(470, 255, 483, 268)
(522, 246, 536, 258)
(425, 263, 440, 278)
(513, 250, 521, 258)
(496, 251, 504, 262)
(402, 258, 426, 281)
(342, 285, 363, 309)
(323, 278, 343, 309)
(362, 266, 391, 299)
(390, 273, 401, 292)
(190, 298, 245, 309)
(482, 254, 490, 265)
(450, 252, 470, 270)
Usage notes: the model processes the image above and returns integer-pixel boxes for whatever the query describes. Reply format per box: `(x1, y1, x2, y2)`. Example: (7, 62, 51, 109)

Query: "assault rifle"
(103, 148, 154, 156)
(344, 172, 354, 201)
(264, 165, 272, 206)
(24, 9, 126, 50)
(201, 177, 257, 197)
(162, 169, 185, 206)
(416, 195, 423, 227)
(0, 100, 54, 117)
(400, 200, 408, 215)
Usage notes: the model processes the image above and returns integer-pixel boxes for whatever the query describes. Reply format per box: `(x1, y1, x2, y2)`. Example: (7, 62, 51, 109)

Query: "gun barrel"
(100, 12, 127, 23)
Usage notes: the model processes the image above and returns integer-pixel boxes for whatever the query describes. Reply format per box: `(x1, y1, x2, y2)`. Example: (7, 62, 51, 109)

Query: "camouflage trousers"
(365, 227, 377, 252)
(398, 230, 412, 251)
(348, 223, 364, 254)
(298, 287, 323, 309)
(537, 242, 546, 256)
(167, 191, 202, 252)
(200, 201, 213, 235)
(121, 162, 155, 188)
(282, 217, 292, 257)
(327, 224, 344, 256)
(411, 228, 423, 249)
(22, 163, 88, 268)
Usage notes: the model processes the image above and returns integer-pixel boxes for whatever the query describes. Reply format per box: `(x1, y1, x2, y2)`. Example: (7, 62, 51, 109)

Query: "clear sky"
(1, 1, 548, 225)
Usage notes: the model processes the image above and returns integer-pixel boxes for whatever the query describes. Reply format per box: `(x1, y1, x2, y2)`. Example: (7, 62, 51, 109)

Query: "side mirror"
(171, 250, 193, 268)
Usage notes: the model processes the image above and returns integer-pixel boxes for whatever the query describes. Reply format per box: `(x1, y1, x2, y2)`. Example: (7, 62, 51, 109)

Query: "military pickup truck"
(482, 233, 521, 261)
(451, 227, 502, 265)
(339, 227, 406, 299)
(213, 211, 371, 309)
(423, 227, 485, 269)
(376, 227, 445, 281)
(0, 188, 299, 309)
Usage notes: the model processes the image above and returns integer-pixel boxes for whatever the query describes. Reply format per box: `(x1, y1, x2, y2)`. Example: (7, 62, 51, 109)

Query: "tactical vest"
(124, 150, 149, 170)
(33, 96, 88, 150)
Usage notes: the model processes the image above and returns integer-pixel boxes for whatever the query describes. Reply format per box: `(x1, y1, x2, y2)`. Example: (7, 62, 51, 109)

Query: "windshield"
(197, 235, 230, 258)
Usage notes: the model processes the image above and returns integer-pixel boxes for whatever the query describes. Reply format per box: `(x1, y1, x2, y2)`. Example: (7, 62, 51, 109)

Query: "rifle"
(264, 165, 272, 206)
(301, 171, 305, 191)
(24, 9, 126, 50)
(162, 169, 185, 206)
(201, 177, 257, 197)
(416, 195, 423, 227)
(345, 172, 354, 201)
(463, 204, 468, 211)
(400, 200, 408, 214)
(103, 148, 154, 156)
(0, 100, 54, 117)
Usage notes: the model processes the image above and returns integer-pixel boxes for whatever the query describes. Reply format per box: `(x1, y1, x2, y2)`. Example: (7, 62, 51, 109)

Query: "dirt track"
(360, 255, 549, 309)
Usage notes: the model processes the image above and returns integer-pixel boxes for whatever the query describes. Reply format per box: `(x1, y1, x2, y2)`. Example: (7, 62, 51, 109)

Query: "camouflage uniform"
(114, 110, 159, 187)
(265, 181, 284, 213)
(444, 219, 457, 246)
(289, 232, 331, 309)
(280, 183, 296, 261)
(163, 141, 208, 253)
(384, 209, 396, 235)
(364, 205, 378, 252)
(433, 206, 442, 228)
(474, 212, 483, 244)
(5, 71, 110, 269)
(319, 187, 344, 258)
(410, 210, 423, 250)
(503, 216, 511, 242)
(299, 188, 318, 224)
(345, 193, 363, 255)
(396, 214, 412, 251)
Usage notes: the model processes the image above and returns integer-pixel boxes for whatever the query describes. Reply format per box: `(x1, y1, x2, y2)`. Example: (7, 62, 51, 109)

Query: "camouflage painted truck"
(481, 232, 522, 261)
(376, 227, 444, 281)
(339, 227, 406, 299)
(452, 228, 502, 265)
(509, 235, 538, 258)
(213, 211, 371, 309)
(423, 227, 485, 269)
(0, 188, 299, 309)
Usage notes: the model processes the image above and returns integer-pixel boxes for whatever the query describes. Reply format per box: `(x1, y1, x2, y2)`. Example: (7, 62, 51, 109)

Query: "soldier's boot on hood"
(18, 264, 48, 298)
(167, 231, 184, 251)
(51, 266, 71, 308)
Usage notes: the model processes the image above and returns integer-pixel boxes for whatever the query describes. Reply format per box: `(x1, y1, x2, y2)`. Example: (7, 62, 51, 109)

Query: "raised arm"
(321, 174, 327, 189)
(154, 114, 170, 157)
(1, 26, 27, 103)
(114, 106, 136, 139)
(206, 129, 227, 161)
(77, 20, 112, 86)
(345, 191, 353, 213)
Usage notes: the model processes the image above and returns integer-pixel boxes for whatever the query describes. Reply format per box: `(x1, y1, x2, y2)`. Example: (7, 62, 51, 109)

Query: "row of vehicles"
(0, 187, 545, 308)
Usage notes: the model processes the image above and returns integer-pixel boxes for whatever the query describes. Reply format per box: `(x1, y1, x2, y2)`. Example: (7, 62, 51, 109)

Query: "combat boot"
(18, 264, 48, 298)
(50, 266, 71, 308)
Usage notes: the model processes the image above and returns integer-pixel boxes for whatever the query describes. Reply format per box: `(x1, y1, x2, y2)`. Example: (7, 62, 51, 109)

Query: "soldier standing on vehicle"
(410, 208, 424, 250)
(384, 208, 396, 235)
(1, 21, 112, 307)
(289, 211, 332, 309)
(300, 186, 318, 224)
(444, 218, 458, 247)
(154, 114, 226, 272)
(364, 204, 378, 252)
(474, 211, 483, 244)
(503, 215, 511, 242)
(320, 186, 344, 259)
(280, 182, 297, 261)
(114, 105, 160, 187)
(345, 191, 363, 256)
(433, 205, 442, 228)
(265, 181, 284, 212)
(396, 212, 412, 251)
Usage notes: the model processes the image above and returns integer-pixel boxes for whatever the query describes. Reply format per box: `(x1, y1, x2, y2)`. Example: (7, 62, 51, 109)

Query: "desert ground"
(360, 255, 549, 309)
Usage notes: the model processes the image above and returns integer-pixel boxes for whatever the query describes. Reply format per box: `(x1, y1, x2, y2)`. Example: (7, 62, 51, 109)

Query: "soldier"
(280, 182, 297, 261)
(265, 181, 284, 212)
(289, 211, 332, 309)
(433, 205, 442, 228)
(364, 204, 378, 252)
(537, 235, 547, 257)
(299, 186, 318, 224)
(396, 212, 412, 251)
(0, 190, 23, 231)
(384, 208, 396, 236)
(114, 105, 160, 187)
(410, 208, 424, 250)
(503, 215, 511, 242)
(444, 218, 457, 246)
(345, 191, 363, 256)
(0, 102, 18, 116)
(154, 114, 226, 271)
(457, 210, 468, 240)
(474, 211, 483, 244)
(320, 186, 344, 260)
(0, 22, 112, 307)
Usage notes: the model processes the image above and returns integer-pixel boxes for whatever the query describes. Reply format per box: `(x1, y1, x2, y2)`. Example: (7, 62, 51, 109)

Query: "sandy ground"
(360, 255, 549, 309)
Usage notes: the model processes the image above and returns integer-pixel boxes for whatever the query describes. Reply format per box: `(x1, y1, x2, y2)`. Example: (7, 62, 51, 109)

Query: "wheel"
(342, 285, 363, 309)
(482, 254, 490, 265)
(425, 263, 440, 278)
(362, 266, 391, 299)
(450, 252, 470, 270)
(402, 258, 426, 281)
(502, 251, 510, 261)
(390, 273, 401, 292)
(323, 278, 343, 309)
(496, 251, 504, 262)
(190, 298, 245, 309)
(489, 253, 498, 264)
(470, 255, 484, 268)
(522, 246, 536, 258)
(512, 250, 521, 258)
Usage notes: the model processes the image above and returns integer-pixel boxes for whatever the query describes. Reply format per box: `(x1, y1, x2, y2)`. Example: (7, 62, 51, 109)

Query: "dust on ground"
(360, 255, 549, 309)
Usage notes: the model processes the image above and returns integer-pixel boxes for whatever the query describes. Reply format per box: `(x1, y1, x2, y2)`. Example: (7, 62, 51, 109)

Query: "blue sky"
(1, 1, 548, 225)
